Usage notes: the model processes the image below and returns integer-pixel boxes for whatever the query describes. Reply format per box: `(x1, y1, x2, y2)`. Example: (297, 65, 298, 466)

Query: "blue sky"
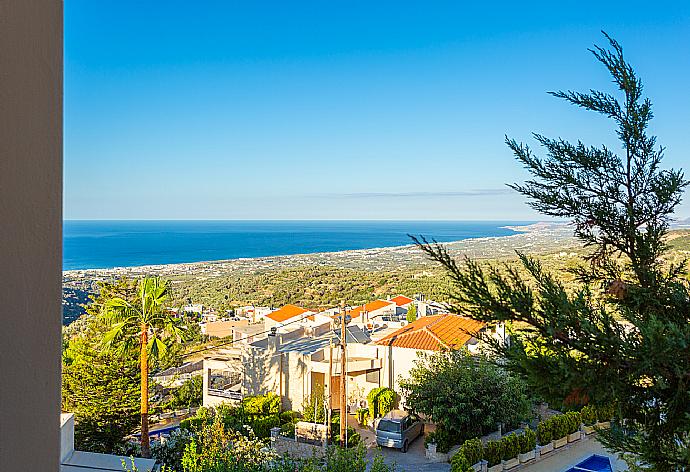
(64, 1, 690, 220)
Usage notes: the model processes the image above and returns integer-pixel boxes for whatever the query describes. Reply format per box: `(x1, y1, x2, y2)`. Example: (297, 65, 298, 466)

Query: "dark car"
(375, 410, 424, 452)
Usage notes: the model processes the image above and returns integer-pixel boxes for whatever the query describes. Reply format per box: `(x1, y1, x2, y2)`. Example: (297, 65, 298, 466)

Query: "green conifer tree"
(414, 34, 690, 470)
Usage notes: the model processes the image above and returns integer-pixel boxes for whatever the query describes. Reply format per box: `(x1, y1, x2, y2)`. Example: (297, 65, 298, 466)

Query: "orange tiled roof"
(375, 314, 486, 351)
(390, 295, 414, 307)
(348, 300, 394, 319)
(265, 304, 310, 323)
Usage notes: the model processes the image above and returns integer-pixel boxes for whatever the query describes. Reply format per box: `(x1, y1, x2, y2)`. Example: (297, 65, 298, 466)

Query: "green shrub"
(484, 440, 503, 467)
(451, 453, 473, 472)
(356, 407, 370, 425)
(279, 410, 298, 424)
(552, 415, 568, 439)
(423, 426, 455, 453)
(251, 414, 280, 438)
(519, 427, 537, 454)
(596, 403, 615, 422)
(501, 433, 519, 461)
(536, 419, 552, 445)
(367, 387, 397, 419)
(580, 405, 596, 426)
(459, 438, 483, 465)
(565, 411, 582, 434)
(241, 392, 280, 416)
(302, 388, 327, 423)
(279, 421, 296, 438)
(179, 416, 205, 431)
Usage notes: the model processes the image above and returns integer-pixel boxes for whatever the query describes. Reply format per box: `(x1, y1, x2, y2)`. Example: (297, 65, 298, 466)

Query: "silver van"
(375, 410, 424, 452)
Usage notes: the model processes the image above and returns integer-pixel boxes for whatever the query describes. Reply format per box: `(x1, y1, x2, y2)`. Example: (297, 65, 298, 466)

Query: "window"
(366, 369, 380, 384)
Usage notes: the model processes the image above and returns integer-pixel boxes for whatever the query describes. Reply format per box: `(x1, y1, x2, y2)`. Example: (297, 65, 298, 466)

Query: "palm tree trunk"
(140, 323, 150, 458)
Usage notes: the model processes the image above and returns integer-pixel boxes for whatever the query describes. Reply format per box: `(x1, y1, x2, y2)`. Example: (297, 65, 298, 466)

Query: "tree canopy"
(62, 315, 140, 453)
(415, 34, 690, 470)
(399, 349, 532, 442)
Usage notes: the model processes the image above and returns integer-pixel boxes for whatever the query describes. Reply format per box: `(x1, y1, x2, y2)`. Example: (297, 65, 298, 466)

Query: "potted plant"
(536, 419, 553, 455)
(501, 433, 520, 470)
(566, 411, 582, 442)
(595, 404, 614, 429)
(484, 440, 503, 472)
(459, 438, 484, 472)
(425, 430, 438, 455)
(580, 405, 596, 434)
(518, 427, 537, 463)
(451, 453, 475, 472)
(552, 416, 568, 449)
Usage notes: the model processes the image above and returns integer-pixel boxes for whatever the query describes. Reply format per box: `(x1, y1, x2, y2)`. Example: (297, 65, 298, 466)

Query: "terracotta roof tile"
(390, 295, 414, 307)
(348, 300, 394, 319)
(375, 314, 486, 351)
(265, 304, 310, 323)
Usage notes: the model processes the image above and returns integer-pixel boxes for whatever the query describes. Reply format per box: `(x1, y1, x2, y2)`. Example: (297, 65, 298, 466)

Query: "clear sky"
(64, 1, 690, 220)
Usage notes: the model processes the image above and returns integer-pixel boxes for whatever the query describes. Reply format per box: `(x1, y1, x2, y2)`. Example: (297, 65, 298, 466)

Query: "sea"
(63, 220, 532, 271)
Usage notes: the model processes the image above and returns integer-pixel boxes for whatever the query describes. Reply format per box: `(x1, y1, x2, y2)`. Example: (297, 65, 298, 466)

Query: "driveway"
(351, 418, 450, 472)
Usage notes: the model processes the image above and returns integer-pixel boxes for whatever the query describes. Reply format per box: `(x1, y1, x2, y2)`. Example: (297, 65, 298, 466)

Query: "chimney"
(267, 327, 280, 352)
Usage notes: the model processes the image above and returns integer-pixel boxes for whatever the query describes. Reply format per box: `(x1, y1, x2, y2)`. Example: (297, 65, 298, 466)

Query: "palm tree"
(101, 277, 186, 457)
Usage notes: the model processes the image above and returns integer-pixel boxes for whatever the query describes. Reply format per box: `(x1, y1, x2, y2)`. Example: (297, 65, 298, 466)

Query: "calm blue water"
(63, 220, 530, 270)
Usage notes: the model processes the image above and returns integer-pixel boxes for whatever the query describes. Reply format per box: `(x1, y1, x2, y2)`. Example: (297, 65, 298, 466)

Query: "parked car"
(375, 410, 424, 452)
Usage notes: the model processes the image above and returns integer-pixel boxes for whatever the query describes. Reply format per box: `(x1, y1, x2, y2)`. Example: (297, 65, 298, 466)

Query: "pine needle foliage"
(413, 33, 690, 470)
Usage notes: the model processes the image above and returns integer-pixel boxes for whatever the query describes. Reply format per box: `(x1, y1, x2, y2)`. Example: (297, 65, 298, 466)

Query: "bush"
(552, 415, 568, 440)
(501, 433, 519, 461)
(459, 438, 483, 465)
(595, 403, 615, 422)
(536, 419, 552, 445)
(279, 410, 299, 424)
(330, 415, 361, 448)
(565, 411, 582, 434)
(302, 388, 328, 423)
(367, 387, 397, 419)
(399, 350, 533, 441)
(241, 392, 280, 416)
(252, 414, 280, 439)
(451, 453, 473, 472)
(518, 427, 536, 454)
(423, 426, 455, 453)
(356, 407, 370, 425)
(484, 440, 503, 467)
(580, 405, 596, 426)
(279, 421, 296, 438)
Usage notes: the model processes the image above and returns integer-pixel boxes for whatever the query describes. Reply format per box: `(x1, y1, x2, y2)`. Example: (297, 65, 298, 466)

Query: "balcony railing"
(207, 388, 242, 400)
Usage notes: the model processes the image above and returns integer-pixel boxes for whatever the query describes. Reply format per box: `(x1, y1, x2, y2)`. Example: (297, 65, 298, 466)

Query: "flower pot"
(582, 424, 595, 435)
(567, 431, 581, 443)
(488, 464, 503, 472)
(502, 458, 520, 470)
(538, 441, 553, 455)
(595, 421, 610, 429)
(471, 461, 483, 472)
(518, 450, 536, 463)
(553, 436, 567, 449)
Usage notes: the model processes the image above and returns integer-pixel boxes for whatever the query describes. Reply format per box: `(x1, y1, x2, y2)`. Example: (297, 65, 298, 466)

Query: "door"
(330, 375, 341, 410)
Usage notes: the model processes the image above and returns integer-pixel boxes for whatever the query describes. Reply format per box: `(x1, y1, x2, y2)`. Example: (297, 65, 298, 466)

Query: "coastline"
(63, 222, 576, 280)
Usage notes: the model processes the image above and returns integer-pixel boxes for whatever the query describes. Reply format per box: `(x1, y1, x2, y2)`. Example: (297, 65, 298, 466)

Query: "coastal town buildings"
(200, 298, 499, 413)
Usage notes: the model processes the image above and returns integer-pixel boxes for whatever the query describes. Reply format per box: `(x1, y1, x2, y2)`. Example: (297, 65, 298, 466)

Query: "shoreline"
(63, 222, 575, 279)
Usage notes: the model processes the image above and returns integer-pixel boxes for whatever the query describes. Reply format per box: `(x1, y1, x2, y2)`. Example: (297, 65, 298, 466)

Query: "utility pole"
(340, 303, 347, 447)
(327, 342, 333, 442)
